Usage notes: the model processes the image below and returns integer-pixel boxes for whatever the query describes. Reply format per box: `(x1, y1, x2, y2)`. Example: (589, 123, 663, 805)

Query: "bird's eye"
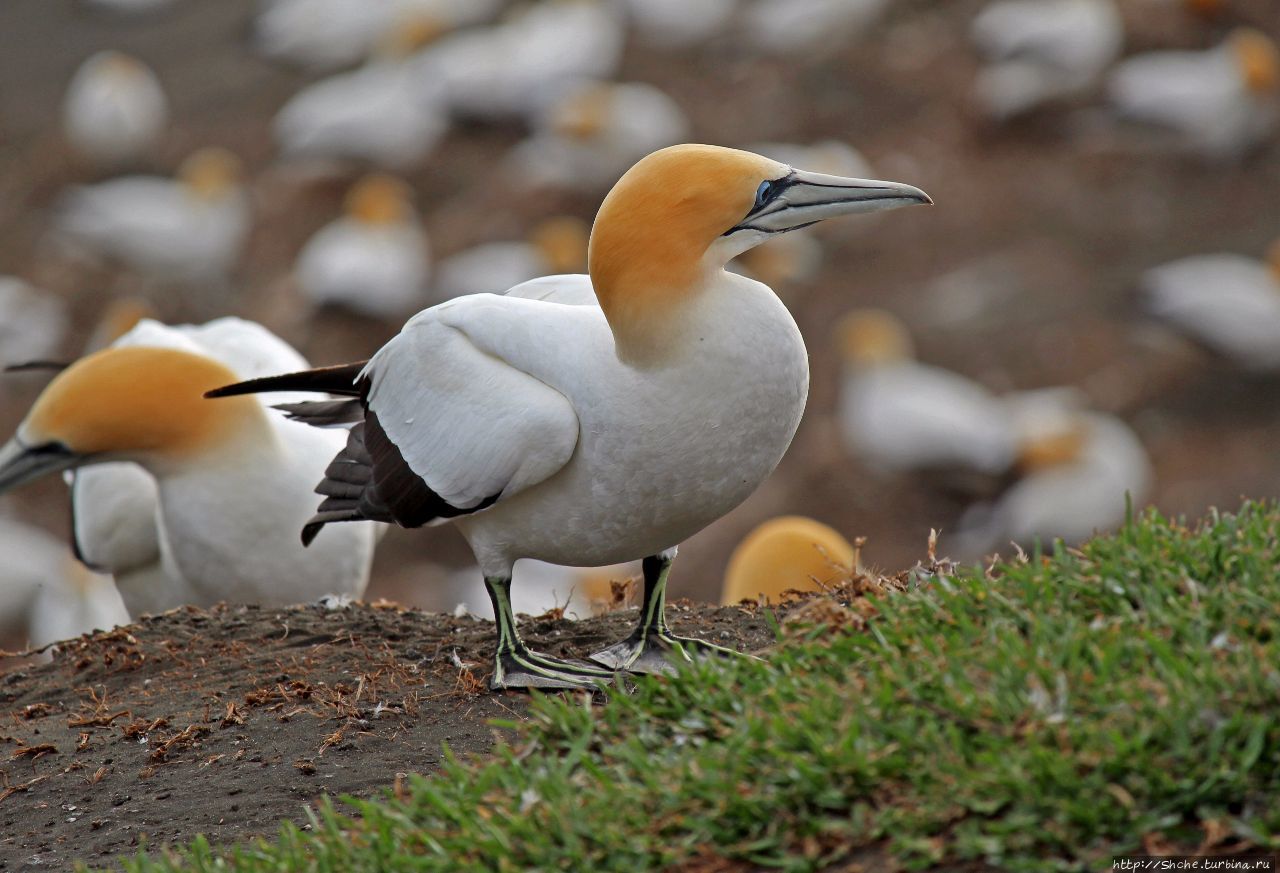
(754, 180, 777, 210)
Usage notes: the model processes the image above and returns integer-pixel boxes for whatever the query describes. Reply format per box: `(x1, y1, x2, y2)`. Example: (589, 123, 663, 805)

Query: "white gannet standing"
(62, 51, 168, 169)
(209, 143, 931, 689)
(272, 22, 450, 168)
(955, 397, 1152, 557)
(0, 318, 379, 617)
(419, 0, 626, 122)
(296, 174, 430, 319)
(739, 0, 890, 56)
(720, 516, 856, 605)
(506, 80, 690, 192)
(1106, 28, 1279, 160)
(0, 278, 69, 365)
(434, 216, 589, 301)
(0, 514, 128, 651)
(835, 309, 1018, 478)
(1140, 240, 1280, 371)
(52, 147, 249, 284)
(970, 0, 1124, 120)
(622, 0, 738, 48)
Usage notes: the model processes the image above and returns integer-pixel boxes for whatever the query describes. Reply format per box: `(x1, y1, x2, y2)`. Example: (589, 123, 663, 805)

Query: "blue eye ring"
(754, 180, 776, 210)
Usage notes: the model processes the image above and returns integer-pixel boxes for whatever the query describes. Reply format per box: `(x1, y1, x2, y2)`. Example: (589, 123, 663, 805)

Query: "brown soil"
(0, 598, 779, 869)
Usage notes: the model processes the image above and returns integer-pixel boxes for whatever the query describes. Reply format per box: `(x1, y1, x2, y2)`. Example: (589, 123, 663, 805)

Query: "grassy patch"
(123, 504, 1280, 871)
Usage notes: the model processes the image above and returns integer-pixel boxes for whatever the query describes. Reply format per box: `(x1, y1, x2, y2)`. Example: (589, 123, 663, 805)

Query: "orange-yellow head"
(835, 309, 915, 367)
(589, 144, 930, 361)
(721, 516, 857, 605)
(1266, 237, 1280, 282)
(0, 347, 268, 491)
(346, 174, 416, 225)
(178, 147, 244, 200)
(1230, 28, 1279, 93)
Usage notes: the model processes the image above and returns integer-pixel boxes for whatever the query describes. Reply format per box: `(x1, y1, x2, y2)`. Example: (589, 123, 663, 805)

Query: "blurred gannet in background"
(420, 0, 626, 122)
(740, 0, 890, 56)
(443, 560, 634, 621)
(433, 216, 588, 300)
(1140, 240, 1280, 371)
(62, 51, 168, 168)
(0, 514, 128, 652)
(209, 143, 931, 689)
(83, 0, 178, 13)
(296, 174, 429, 318)
(0, 318, 379, 617)
(720, 516, 855, 605)
(0, 278, 68, 365)
(273, 22, 450, 168)
(835, 309, 1018, 479)
(622, 0, 738, 48)
(1107, 28, 1279, 159)
(52, 147, 249, 283)
(955, 393, 1151, 557)
(970, 0, 1124, 120)
(506, 81, 690, 191)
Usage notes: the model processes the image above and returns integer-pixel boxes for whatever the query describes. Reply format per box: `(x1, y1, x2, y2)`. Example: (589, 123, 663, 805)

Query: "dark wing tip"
(301, 521, 324, 547)
(205, 381, 255, 399)
(5, 361, 71, 374)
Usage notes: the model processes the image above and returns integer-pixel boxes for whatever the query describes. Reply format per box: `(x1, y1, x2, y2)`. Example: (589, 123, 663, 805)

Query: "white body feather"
(297, 218, 430, 317)
(62, 52, 168, 167)
(0, 278, 68, 365)
(361, 271, 809, 577)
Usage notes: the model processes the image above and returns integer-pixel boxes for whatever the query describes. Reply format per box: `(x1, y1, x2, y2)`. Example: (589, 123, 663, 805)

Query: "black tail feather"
(205, 360, 368, 399)
(273, 398, 364, 427)
(299, 423, 395, 546)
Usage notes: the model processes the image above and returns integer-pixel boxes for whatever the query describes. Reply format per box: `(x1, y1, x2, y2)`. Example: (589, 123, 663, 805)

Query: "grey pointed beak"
(0, 438, 81, 493)
(729, 169, 932, 235)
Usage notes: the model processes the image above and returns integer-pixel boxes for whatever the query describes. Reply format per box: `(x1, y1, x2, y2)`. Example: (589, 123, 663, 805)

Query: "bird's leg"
(484, 575, 614, 690)
(589, 551, 747, 674)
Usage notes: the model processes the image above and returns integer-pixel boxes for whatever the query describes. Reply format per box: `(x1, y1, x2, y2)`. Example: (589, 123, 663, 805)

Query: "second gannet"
(209, 144, 930, 689)
(296, 174, 430, 318)
(0, 318, 379, 616)
(0, 278, 69, 366)
(720, 516, 856, 605)
(62, 51, 168, 169)
(1140, 240, 1280, 371)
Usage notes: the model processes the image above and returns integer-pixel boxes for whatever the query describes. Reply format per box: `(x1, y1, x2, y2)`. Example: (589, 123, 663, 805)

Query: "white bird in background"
(0, 317, 379, 618)
(254, 0, 501, 72)
(296, 174, 430, 319)
(443, 560, 635, 621)
(209, 144, 931, 689)
(740, 0, 890, 56)
(506, 80, 690, 191)
(62, 50, 168, 168)
(82, 0, 178, 13)
(1107, 28, 1280, 160)
(0, 513, 128, 652)
(970, 0, 1124, 120)
(52, 147, 250, 284)
(622, 0, 738, 48)
(835, 309, 1018, 479)
(273, 21, 450, 168)
(1141, 240, 1280, 372)
(720, 516, 856, 605)
(0, 278, 69, 365)
(955, 394, 1151, 558)
(434, 216, 589, 301)
(420, 0, 626, 122)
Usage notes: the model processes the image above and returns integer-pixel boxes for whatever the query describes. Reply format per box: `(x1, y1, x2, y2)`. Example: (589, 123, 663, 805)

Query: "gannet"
(209, 143, 931, 689)
(622, 0, 738, 48)
(52, 147, 249, 283)
(720, 516, 856, 605)
(970, 0, 1124, 120)
(740, 0, 889, 56)
(62, 51, 168, 169)
(434, 216, 589, 301)
(955, 396, 1151, 557)
(296, 174, 430, 319)
(273, 21, 449, 168)
(835, 309, 1018, 478)
(0, 278, 68, 366)
(506, 80, 690, 192)
(418, 0, 625, 122)
(0, 318, 378, 617)
(1107, 28, 1279, 159)
(1140, 240, 1280, 371)
(0, 513, 127, 652)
